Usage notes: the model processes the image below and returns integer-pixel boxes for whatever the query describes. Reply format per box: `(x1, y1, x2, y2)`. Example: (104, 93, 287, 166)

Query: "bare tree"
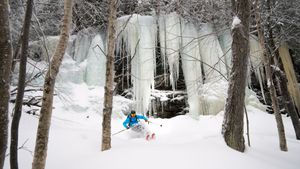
(254, 0, 287, 151)
(272, 66, 300, 140)
(0, 0, 13, 168)
(101, 0, 117, 151)
(10, 1, 34, 169)
(222, 0, 250, 152)
(32, 0, 73, 169)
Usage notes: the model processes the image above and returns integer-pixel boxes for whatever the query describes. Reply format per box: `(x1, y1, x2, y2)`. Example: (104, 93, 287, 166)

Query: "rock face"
(149, 90, 188, 118)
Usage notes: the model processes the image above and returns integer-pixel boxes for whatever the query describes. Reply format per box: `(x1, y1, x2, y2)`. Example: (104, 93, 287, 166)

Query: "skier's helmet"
(130, 110, 136, 116)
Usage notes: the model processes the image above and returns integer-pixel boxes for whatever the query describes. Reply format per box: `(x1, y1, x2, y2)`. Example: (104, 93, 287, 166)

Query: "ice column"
(249, 35, 266, 103)
(117, 15, 157, 114)
(181, 22, 203, 117)
(85, 34, 106, 86)
(198, 23, 226, 83)
(218, 29, 232, 79)
(159, 12, 181, 90)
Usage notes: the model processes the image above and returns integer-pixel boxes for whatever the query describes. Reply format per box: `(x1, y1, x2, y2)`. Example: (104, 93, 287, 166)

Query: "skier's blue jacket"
(123, 114, 148, 128)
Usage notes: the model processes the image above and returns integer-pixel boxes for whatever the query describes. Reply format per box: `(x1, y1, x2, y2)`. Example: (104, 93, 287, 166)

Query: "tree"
(254, 0, 287, 151)
(31, 0, 73, 169)
(0, 0, 13, 168)
(221, 0, 250, 152)
(101, 0, 117, 151)
(272, 66, 300, 140)
(10, 0, 34, 168)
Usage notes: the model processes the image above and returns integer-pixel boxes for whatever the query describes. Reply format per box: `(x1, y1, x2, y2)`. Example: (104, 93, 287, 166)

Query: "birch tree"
(32, 0, 73, 169)
(101, 0, 117, 151)
(221, 0, 250, 152)
(0, 0, 13, 168)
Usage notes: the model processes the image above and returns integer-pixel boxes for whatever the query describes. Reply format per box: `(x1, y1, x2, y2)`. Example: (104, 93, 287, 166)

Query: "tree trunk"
(11, 36, 22, 73)
(278, 44, 300, 117)
(221, 0, 250, 152)
(254, 0, 287, 151)
(10, 0, 34, 169)
(31, 0, 73, 169)
(101, 0, 117, 151)
(0, 0, 13, 168)
(273, 68, 300, 140)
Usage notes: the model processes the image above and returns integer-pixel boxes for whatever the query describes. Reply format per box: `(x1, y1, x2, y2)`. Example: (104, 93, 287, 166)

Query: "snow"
(4, 88, 300, 169)
(232, 16, 241, 29)
(5, 37, 300, 169)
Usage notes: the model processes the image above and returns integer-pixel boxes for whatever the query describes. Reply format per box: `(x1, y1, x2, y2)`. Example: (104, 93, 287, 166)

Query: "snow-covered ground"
(4, 84, 300, 169)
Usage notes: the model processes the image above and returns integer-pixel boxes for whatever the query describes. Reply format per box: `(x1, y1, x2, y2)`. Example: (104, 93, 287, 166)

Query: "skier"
(123, 110, 155, 140)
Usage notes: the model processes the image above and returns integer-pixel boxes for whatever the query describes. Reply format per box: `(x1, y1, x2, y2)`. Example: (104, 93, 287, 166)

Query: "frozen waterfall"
(114, 14, 264, 116)
(28, 13, 265, 117)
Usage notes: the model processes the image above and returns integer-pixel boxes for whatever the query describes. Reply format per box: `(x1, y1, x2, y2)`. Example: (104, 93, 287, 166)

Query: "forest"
(0, 0, 300, 169)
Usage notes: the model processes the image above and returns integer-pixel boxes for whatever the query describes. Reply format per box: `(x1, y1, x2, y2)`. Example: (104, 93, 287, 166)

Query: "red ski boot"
(151, 133, 156, 140)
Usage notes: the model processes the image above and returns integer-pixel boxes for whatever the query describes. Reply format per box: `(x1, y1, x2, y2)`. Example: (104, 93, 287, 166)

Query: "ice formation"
(218, 29, 232, 78)
(85, 34, 106, 86)
(73, 30, 93, 63)
(181, 21, 203, 117)
(198, 23, 227, 83)
(249, 35, 266, 104)
(159, 13, 181, 90)
(24, 13, 266, 117)
(117, 15, 157, 114)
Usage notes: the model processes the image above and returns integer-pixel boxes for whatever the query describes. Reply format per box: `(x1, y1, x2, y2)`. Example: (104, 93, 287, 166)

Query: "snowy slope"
(4, 85, 300, 169)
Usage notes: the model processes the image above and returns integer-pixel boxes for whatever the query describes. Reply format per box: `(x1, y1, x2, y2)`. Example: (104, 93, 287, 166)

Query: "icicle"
(85, 34, 106, 86)
(73, 29, 93, 63)
(158, 15, 168, 84)
(257, 68, 267, 104)
(159, 12, 181, 90)
(218, 29, 232, 78)
(198, 23, 226, 83)
(116, 15, 157, 114)
(249, 35, 266, 104)
(181, 21, 202, 117)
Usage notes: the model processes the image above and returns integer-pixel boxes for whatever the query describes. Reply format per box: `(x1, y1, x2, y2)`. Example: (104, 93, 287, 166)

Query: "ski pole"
(112, 128, 127, 136)
(148, 121, 162, 127)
